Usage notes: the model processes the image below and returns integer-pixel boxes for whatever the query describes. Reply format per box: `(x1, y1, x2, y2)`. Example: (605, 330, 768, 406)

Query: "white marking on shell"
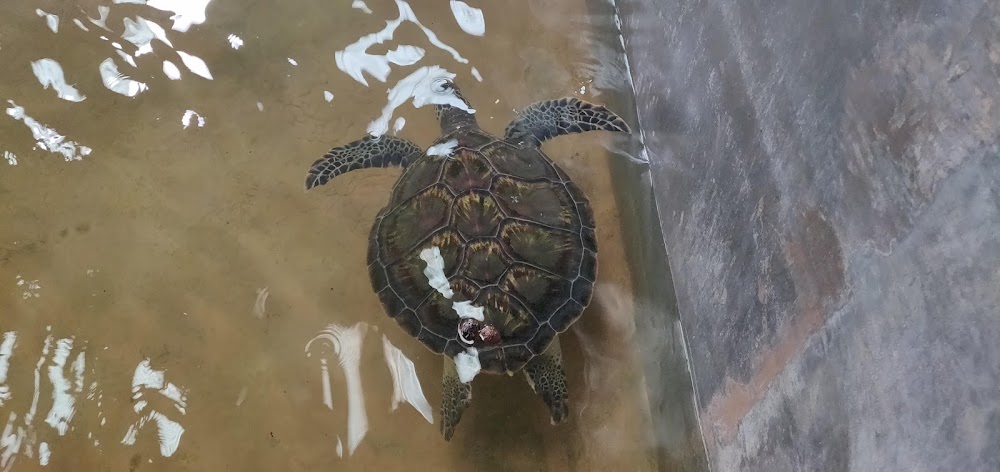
(426, 139, 458, 158)
(419, 247, 453, 298)
(454, 348, 480, 384)
(452, 300, 484, 321)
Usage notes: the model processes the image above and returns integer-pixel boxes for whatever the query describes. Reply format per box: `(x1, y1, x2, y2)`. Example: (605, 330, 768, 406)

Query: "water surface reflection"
(0, 0, 659, 469)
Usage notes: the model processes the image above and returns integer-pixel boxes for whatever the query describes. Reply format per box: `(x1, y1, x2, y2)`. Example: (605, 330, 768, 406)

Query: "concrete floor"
(619, 0, 1000, 470)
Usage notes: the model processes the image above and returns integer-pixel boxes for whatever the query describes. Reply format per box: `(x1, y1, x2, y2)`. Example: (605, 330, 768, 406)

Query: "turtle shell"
(367, 128, 597, 374)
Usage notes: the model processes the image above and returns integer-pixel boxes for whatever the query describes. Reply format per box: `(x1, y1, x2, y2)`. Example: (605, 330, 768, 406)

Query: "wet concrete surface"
(619, 0, 1000, 469)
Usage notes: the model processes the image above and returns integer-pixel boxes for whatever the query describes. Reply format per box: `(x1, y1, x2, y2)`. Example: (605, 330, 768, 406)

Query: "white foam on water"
(122, 17, 173, 56)
(335, 0, 467, 87)
(449, 1, 485, 36)
(0, 332, 15, 406)
(323, 91, 334, 102)
(14, 275, 42, 299)
(145, 0, 212, 32)
(351, 0, 373, 14)
(99, 58, 149, 97)
(121, 410, 184, 457)
(112, 42, 123, 50)
(37, 442, 49, 466)
(367, 65, 474, 137)
(71, 352, 85, 393)
(304, 323, 369, 456)
(0, 413, 22, 470)
(44, 338, 78, 435)
(381, 335, 433, 424)
(471, 66, 482, 82)
(6, 102, 92, 161)
(36, 9, 59, 33)
(454, 348, 480, 384)
(31, 59, 86, 102)
(392, 117, 405, 134)
(176, 51, 213, 80)
(419, 246, 453, 298)
(160, 383, 187, 415)
(3, 152, 15, 166)
(27, 335, 53, 429)
(452, 300, 484, 321)
(252, 287, 269, 319)
(162, 60, 182, 80)
(426, 139, 458, 158)
(320, 358, 333, 410)
(227, 34, 243, 49)
(385, 45, 424, 66)
(116, 50, 138, 68)
(72, 19, 89, 32)
(181, 110, 205, 129)
(123, 358, 188, 457)
(235, 386, 247, 406)
(131, 359, 164, 395)
(256, 101, 264, 111)
(86, 6, 113, 32)
(336, 436, 343, 458)
(150, 411, 184, 456)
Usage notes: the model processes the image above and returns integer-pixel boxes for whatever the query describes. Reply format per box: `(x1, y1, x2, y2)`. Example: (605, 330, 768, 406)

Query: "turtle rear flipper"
(305, 135, 421, 189)
(504, 98, 631, 146)
(523, 336, 569, 424)
(441, 357, 472, 441)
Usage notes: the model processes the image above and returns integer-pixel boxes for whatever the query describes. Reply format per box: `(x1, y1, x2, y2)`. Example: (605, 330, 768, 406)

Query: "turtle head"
(434, 80, 478, 133)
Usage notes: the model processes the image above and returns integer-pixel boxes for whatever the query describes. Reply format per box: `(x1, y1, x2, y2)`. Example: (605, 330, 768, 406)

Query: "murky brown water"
(0, 0, 666, 470)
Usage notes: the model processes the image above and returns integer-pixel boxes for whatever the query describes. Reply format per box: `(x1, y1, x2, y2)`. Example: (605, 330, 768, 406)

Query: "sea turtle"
(304, 79, 630, 440)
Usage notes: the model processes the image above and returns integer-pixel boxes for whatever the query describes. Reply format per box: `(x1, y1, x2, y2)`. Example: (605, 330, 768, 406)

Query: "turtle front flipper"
(504, 98, 631, 146)
(523, 336, 570, 424)
(305, 135, 421, 189)
(441, 357, 472, 440)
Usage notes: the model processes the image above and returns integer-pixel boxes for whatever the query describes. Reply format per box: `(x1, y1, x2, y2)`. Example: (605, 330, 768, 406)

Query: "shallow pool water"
(0, 0, 686, 470)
